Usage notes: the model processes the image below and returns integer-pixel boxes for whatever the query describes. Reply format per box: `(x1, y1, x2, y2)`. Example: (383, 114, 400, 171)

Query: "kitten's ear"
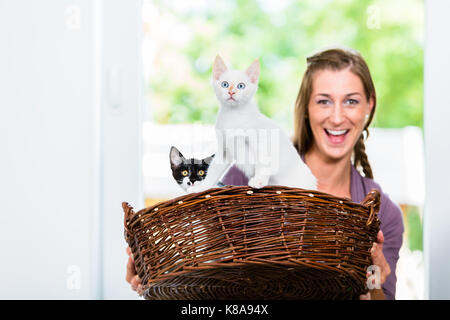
(170, 146, 184, 167)
(203, 154, 215, 165)
(213, 55, 227, 80)
(245, 59, 260, 83)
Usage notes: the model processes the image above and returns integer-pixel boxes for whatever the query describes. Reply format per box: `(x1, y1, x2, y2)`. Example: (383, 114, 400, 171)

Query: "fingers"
(371, 243, 379, 257)
(126, 246, 137, 283)
(371, 231, 384, 255)
(130, 275, 142, 293)
(126, 246, 143, 295)
(132, 282, 144, 295)
(371, 242, 384, 264)
(126, 256, 137, 283)
(360, 291, 371, 300)
(131, 274, 141, 287)
(126, 246, 133, 260)
(377, 230, 384, 245)
(137, 284, 144, 295)
(369, 240, 391, 284)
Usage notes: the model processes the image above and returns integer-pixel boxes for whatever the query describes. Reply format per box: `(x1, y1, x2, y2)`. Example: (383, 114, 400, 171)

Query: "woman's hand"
(370, 230, 391, 284)
(126, 246, 143, 295)
(360, 230, 391, 300)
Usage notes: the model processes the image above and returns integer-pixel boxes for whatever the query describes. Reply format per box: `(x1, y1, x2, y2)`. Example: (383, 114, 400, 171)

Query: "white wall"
(424, 0, 450, 300)
(0, 0, 101, 299)
(0, 0, 143, 299)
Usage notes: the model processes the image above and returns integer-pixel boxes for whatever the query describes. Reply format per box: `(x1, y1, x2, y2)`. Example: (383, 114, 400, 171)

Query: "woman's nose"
(329, 104, 345, 125)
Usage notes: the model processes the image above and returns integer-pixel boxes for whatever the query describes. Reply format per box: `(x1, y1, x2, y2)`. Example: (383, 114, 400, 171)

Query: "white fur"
(179, 177, 201, 192)
(187, 56, 317, 193)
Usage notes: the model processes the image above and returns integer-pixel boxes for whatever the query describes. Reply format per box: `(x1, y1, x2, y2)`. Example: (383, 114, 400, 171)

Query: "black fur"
(170, 146, 215, 188)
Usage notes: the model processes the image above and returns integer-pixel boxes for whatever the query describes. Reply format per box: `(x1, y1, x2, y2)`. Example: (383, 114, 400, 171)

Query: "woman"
(126, 48, 404, 300)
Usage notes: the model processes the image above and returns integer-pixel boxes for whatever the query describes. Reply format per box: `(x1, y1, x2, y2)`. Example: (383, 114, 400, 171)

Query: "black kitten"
(170, 146, 217, 192)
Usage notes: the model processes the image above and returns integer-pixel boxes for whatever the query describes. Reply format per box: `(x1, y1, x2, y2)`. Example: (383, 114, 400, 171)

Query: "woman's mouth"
(324, 128, 349, 144)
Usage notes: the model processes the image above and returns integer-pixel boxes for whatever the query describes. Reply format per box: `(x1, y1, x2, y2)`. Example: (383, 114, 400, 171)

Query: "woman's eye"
(198, 170, 205, 176)
(221, 81, 229, 88)
(182, 170, 188, 176)
(317, 99, 331, 105)
(346, 99, 359, 105)
(237, 82, 246, 89)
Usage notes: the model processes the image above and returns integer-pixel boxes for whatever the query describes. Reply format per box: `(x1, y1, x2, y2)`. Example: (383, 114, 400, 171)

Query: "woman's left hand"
(370, 230, 391, 284)
(360, 230, 391, 300)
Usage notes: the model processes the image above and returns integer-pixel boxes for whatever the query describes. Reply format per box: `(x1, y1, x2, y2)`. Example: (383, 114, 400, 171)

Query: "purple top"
(222, 161, 404, 300)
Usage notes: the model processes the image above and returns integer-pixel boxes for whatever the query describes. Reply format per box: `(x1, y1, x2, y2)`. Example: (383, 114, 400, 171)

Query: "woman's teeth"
(325, 129, 349, 136)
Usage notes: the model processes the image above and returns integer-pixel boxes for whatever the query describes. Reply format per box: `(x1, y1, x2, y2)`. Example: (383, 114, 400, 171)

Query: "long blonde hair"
(292, 48, 376, 179)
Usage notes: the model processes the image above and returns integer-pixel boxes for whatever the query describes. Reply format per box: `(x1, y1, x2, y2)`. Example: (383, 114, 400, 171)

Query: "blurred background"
(1, 0, 449, 299)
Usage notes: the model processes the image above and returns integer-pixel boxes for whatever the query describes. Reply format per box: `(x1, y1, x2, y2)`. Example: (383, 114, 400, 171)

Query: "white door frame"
(100, 0, 144, 299)
(424, 0, 450, 300)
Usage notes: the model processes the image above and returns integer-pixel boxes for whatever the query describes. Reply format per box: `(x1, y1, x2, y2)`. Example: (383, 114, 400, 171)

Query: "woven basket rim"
(124, 185, 380, 230)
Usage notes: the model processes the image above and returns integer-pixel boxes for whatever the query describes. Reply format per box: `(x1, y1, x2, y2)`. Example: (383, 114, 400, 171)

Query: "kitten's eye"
(198, 170, 205, 176)
(182, 170, 188, 176)
(221, 81, 229, 88)
(237, 82, 245, 89)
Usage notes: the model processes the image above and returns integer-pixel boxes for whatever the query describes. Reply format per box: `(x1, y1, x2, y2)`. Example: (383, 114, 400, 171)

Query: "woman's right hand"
(126, 246, 143, 295)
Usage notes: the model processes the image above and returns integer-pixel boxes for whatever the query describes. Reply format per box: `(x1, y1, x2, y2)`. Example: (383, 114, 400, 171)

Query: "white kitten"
(187, 55, 317, 193)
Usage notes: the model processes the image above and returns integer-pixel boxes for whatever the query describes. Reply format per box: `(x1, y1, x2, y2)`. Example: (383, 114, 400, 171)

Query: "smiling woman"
(294, 48, 377, 182)
(293, 48, 402, 299)
(308, 69, 373, 165)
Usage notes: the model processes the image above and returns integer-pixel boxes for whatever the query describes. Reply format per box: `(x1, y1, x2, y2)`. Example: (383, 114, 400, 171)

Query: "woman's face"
(308, 68, 373, 161)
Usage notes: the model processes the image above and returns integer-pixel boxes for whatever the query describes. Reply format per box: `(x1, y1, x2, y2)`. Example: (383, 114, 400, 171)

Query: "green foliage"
(406, 206, 423, 251)
(147, 0, 423, 129)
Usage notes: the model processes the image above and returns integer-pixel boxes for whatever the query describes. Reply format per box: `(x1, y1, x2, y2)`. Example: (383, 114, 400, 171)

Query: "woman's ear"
(368, 96, 375, 114)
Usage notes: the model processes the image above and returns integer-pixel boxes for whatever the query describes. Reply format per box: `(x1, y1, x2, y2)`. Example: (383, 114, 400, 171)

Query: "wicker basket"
(123, 185, 380, 300)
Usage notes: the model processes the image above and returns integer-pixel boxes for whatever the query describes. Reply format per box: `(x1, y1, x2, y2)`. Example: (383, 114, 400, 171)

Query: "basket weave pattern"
(123, 186, 380, 300)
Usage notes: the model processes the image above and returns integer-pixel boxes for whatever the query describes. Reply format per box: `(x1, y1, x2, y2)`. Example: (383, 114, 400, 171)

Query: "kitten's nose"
(187, 181, 192, 186)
